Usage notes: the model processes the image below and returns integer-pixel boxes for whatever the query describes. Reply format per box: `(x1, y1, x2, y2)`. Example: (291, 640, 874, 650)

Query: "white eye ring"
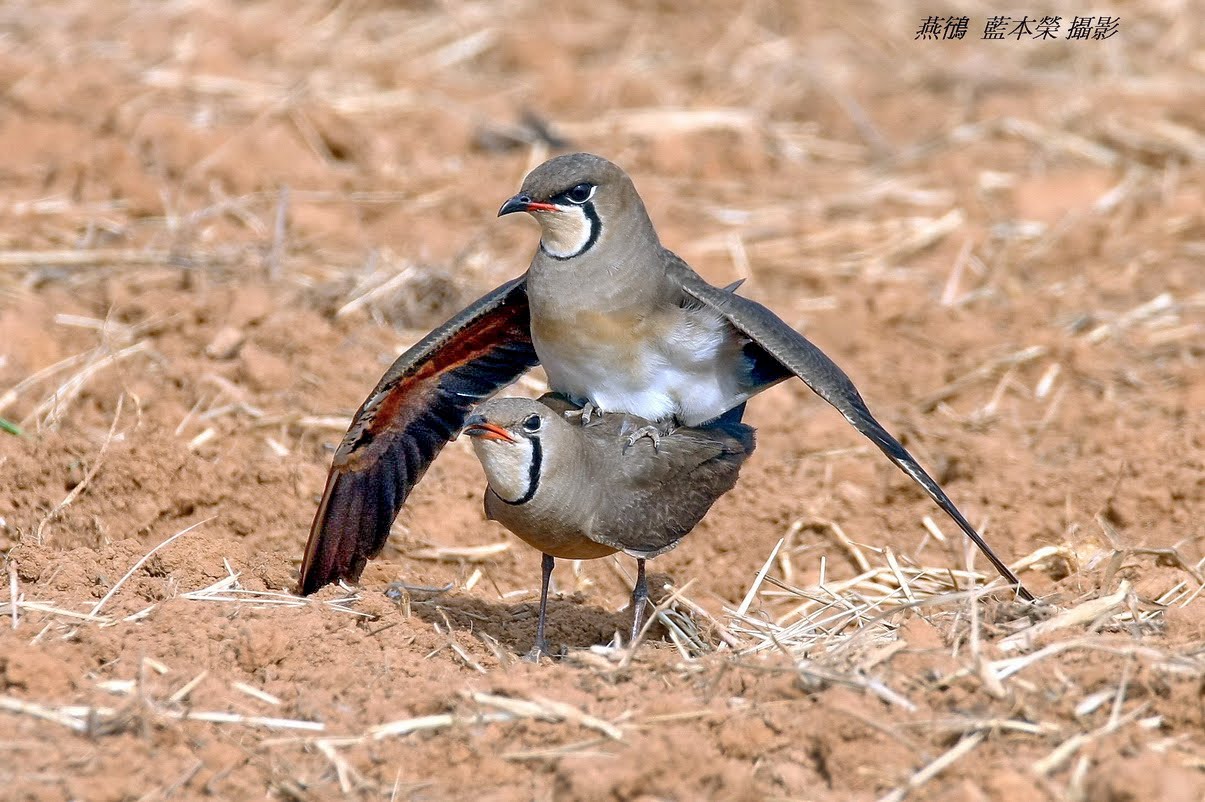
(565, 184, 596, 204)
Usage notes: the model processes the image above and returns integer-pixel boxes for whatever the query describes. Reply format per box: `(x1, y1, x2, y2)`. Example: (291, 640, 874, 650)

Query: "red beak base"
(498, 194, 559, 216)
(462, 421, 516, 443)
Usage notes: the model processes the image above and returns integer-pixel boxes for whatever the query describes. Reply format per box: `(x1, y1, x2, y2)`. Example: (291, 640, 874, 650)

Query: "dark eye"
(565, 183, 594, 204)
(521, 414, 542, 433)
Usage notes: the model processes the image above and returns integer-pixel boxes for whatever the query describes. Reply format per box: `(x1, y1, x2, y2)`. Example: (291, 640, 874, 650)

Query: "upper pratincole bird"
(462, 394, 755, 658)
(299, 152, 1034, 601)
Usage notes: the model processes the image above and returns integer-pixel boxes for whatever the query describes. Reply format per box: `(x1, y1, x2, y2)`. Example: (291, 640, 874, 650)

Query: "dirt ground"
(1, 1, 1203, 800)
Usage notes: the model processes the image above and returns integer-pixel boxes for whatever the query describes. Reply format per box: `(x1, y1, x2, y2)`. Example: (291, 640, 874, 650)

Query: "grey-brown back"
(557, 397, 756, 558)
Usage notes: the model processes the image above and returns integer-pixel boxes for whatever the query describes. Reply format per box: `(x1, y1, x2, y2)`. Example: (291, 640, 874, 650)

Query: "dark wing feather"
(299, 276, 538, 595)
(667, 256, 1034, 601)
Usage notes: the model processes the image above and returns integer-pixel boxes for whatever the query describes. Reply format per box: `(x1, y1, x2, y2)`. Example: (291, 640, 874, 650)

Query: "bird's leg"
(623, 418, 676, 454)
(628, 558, 649, 645)
(563, 400, 604, 427)
(524, 553, 555, 662)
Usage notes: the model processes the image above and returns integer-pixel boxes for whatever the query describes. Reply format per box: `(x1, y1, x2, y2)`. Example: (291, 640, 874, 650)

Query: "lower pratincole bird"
(462, 395, 756, 658)
(299, 153, 1034, 602)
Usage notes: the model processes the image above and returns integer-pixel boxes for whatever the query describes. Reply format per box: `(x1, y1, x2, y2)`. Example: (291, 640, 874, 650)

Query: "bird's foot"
(628, 600, 648, 644)
(623, 421, 675, 454)
(564, 400, 604, 427)
(623, 425, 660, 453)
(523, 639, 552, 663)
(628, 558, 650, 645)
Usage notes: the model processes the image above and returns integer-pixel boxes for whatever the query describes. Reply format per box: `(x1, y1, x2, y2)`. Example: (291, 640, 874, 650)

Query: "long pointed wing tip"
(296, 547, 341, 596)
(296, 571, 321, 597)
(1006, 577, 1036, 603)
(297, 474, 373, 595)
(297, 521, 369, 595)
(296, 560, 364, 596)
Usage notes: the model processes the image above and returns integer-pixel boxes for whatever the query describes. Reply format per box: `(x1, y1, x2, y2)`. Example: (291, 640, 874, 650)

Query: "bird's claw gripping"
(623, 423, 669, 454)
(564, 401, 603, 427)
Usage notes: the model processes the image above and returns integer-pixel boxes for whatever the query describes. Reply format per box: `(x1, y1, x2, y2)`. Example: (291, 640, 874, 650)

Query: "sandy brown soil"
(1, 1, 1203, 800)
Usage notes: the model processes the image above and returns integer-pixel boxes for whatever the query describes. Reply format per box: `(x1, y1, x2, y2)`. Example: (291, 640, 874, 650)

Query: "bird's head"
(462, 398, 566, 505)
(497, 153, 651, 261)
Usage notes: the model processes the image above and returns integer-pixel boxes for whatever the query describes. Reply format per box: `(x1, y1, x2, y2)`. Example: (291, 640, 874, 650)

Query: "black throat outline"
(500, 434, 541, 506)
(539, 201, 601, 261)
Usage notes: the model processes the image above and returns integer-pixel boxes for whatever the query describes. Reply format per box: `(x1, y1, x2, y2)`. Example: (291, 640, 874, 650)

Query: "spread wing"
(667, 256, 1034, 601)
(299, 276, 538, 594)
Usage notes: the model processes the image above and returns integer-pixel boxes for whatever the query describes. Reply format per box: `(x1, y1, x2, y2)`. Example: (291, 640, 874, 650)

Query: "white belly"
(532, 306, 749, 425)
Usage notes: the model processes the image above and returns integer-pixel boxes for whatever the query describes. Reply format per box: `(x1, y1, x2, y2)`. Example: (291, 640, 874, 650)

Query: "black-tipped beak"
(498, 194, 558, 217)
(498, 194, 530, 217)
(462, 415, 515, 443)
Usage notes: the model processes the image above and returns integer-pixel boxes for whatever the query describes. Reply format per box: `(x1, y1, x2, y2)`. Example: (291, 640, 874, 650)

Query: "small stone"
(205, 326, 245, 360)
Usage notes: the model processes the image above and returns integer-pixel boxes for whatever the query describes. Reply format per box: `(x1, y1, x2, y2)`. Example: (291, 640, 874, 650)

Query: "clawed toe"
(564, 401, 604, 426)
(523, 641, 551, 663)
(624, 423, 674, 453)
